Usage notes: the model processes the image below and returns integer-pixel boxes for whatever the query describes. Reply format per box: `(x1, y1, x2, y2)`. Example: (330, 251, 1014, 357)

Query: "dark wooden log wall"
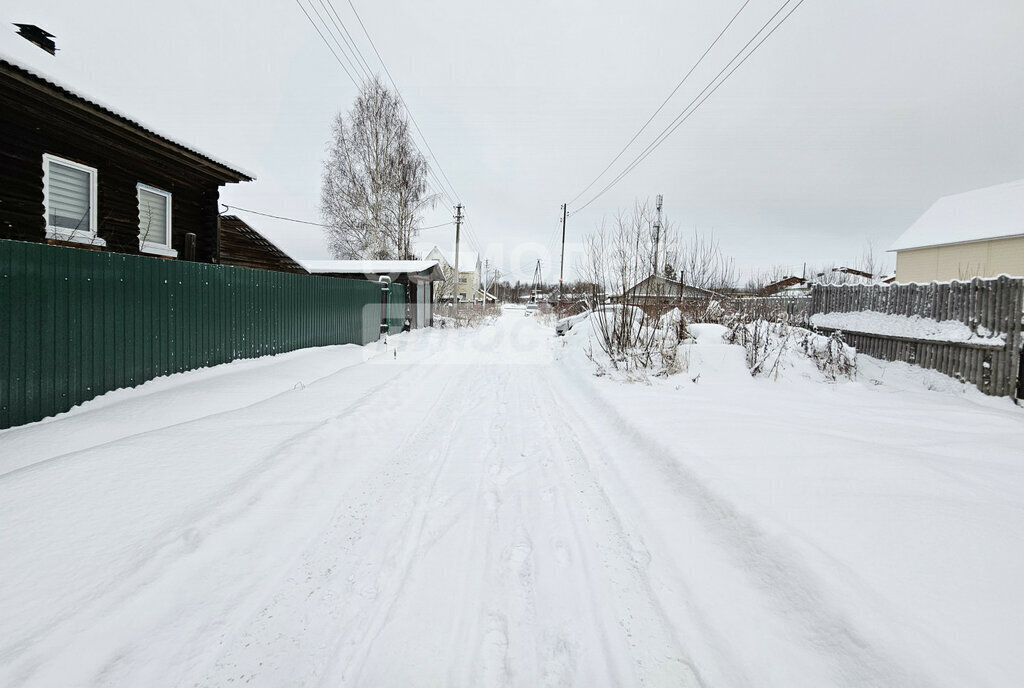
(0, 62, 246, 263)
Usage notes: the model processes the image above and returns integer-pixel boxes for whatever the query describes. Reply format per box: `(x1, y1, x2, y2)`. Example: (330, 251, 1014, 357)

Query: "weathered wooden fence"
(808, 277, 1024, 397)
(728, 296, 810, 325)
(0, 238, 405, 429)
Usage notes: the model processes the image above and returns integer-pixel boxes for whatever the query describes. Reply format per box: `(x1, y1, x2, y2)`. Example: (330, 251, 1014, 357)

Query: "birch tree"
(321, 76, 434, 259)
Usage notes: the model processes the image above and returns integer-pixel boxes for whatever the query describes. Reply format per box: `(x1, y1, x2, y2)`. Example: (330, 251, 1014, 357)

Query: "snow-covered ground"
(1, 308, 1023, 687)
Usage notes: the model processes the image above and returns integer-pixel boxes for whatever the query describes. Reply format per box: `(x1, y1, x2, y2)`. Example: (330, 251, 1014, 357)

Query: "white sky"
(4, 0, 1023, 282)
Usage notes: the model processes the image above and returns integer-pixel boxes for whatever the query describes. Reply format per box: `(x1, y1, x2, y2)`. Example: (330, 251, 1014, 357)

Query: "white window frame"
(136, 183, 177, 258)
(42, 153, 104, 246)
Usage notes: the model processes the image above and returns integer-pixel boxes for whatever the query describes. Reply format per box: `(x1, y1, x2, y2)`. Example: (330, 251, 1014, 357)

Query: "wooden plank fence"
(808, 276, 1024, 398)
(728, 296, 810, 325)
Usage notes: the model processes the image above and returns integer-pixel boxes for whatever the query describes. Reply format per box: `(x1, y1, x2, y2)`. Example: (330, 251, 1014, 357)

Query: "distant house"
(0, 56, 253, 262)
(218, 216, 305, 274)
(763, 276, 810, 296)
(300, 259, 444, 329)
(423, 246, 484, 302)
(889, 179, 1024, 282)
(612, 274, 718, 313)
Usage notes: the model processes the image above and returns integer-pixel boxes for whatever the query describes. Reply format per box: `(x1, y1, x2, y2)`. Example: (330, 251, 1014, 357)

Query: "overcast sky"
(4, 0, 1024, 282)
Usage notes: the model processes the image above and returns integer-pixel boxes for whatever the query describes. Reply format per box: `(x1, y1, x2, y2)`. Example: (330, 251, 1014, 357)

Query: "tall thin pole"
(453, 203, 463, 312)
(482, 259, 490, 311)
(653, 194, 663, 276)
(559, 203, 567, 302)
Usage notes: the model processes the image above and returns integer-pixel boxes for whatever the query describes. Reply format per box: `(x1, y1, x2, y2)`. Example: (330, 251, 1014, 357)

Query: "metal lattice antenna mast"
(653, 194, 663, 276)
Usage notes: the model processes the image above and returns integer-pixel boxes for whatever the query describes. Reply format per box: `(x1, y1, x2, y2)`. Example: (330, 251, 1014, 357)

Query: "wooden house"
(217, 215, 305, 274)
(763, 275, 809, 296)
(612, 274, 718, 315)
(0, 57, 253, 262)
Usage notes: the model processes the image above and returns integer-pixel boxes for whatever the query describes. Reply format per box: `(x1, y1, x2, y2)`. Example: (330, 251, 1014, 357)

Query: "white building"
(889, 179, 1024, 282)
(423, 246, 485, 302)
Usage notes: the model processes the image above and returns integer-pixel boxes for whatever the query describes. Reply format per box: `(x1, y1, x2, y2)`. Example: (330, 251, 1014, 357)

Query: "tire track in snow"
(449, 366, 516, 688)
(292, 364, 487, 683)
(1, 353, 442, 687)
(550, 362, 938, 688)
(527, 370, 706, 688)
(191, 363, 472, 687)
(332, 370, 486, 686)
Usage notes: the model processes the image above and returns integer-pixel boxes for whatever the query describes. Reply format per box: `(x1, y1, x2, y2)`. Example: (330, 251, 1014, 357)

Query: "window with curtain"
(42, 154, 100, 244)
(137, 184, 175, 256)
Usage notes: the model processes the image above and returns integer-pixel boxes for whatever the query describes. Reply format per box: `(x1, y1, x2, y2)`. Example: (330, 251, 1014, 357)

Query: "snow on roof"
(889, 178, 1024, 252)
(300, 259, 441, 275)
(423, 246, 480, 272)
(0, 53, 255, 182)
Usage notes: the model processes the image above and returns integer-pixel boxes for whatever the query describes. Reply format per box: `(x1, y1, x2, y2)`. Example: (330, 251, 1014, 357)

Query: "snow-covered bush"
(725, 317, 857, 381)
(799, 329, 857, 381)
(589, 304, 657, 371)
(585, 305, 691, 377)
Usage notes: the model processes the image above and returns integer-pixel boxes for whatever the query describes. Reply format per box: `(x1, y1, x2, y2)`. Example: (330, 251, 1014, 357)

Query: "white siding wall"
(895, 236, 1024, 282)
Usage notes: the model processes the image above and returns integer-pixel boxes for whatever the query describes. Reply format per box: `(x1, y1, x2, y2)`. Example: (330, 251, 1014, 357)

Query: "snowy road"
(2, 310, 1023, 687)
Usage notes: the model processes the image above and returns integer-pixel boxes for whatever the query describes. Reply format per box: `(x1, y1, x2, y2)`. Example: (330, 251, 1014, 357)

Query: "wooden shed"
(0, 56, 253, 263)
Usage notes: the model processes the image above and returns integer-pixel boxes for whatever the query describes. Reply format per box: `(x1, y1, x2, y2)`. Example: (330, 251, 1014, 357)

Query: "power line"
(299, 0, 476, 252)
(294, 0, 358, 87)
(573, 0, 806, 214)
(460, 214, 485, 255)
(311, 0, 369, 84)
(222, 204, 452, 231)
(301, 0, 458, 210)
(345, 0, 463, 205)
(322, 0, 376, 79)
(567, 0, 753, 207)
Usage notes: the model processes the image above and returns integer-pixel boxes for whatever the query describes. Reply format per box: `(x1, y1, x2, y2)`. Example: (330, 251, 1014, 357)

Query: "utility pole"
(453, 203, 463, 312)
(532, 259, 543, 303)
(652, 194, 663, 277)
(481, 259, 489, 311)
(559, 203, 568, 304)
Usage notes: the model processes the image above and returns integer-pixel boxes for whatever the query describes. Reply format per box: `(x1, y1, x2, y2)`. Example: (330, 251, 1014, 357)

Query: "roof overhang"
(888, 232, 1024, 253)
(300, 259, 444, 282)
(1, 56, 254, 183)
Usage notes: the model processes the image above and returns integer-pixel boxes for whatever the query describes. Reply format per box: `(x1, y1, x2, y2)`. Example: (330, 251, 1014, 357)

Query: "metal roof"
(889, 178, 1024, 252)
(300, 259, 444, 282)
(1, 54, 254, 183)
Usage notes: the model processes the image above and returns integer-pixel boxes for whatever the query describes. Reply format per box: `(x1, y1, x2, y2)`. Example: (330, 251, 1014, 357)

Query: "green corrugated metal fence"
(0, 238, 388, 429)
(387, 282, 407, 334)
